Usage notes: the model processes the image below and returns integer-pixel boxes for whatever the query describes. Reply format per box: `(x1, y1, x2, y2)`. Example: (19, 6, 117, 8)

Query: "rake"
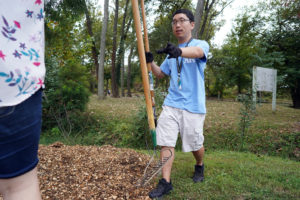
(131, 0, 172, 187)
(137, 148, 172, 186)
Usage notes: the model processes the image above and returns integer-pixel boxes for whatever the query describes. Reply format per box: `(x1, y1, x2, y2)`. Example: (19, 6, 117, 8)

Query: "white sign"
(252, 66, 277, 111)
(255, 67, 275, 92)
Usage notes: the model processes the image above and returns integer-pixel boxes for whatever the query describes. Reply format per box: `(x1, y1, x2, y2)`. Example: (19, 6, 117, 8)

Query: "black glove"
(145, 52, 153, 63)
(156, 42, 182, 59)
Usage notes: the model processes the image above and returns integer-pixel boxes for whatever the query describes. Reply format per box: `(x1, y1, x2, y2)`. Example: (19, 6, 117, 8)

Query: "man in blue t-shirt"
(145, 9, 209, 199)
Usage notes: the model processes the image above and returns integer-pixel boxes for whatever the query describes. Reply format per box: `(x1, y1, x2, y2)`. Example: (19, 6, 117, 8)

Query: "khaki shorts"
(156, 106, 205, 152)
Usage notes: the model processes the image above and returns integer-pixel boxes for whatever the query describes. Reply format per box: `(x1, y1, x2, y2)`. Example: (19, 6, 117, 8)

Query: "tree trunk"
(199, 0, 233, 39)
(111, 0, 119, 98)
(106, 79, 110, 96)
(291, 78, 300, 108)
(116, 0, 130, 97)
(98, 0, 109, 100)
(199, 0, 216, 39)
(204, 16, 213, 41)
(127, 45, 134, 97)
(192, 0, 205, 39)
(83, 0, 98, 91)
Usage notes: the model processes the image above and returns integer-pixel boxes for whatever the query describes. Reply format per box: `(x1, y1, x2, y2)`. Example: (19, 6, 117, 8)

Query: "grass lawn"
(41, 94, 300, 199)
(86, 95, 300, 199)
(87, 94, 300, 135)
(156, 150, 300, 200)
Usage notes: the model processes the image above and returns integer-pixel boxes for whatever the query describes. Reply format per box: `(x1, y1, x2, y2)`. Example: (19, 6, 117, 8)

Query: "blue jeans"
(0, 90, 42, 178)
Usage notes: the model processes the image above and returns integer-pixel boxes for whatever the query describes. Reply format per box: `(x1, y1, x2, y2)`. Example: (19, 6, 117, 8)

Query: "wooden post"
(141, 0, 156, 118)
(272, 69, 277, 111)
(131, 0, 156, 145)
(252, 66, 257, 108)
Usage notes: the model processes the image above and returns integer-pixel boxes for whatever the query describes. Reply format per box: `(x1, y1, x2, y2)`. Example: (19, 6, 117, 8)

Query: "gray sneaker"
(193, 164, 204, 183)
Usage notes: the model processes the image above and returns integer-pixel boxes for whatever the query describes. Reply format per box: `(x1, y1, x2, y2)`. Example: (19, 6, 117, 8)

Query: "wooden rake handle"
(131, 0, 156, 145)
(141, 0, 156, 108)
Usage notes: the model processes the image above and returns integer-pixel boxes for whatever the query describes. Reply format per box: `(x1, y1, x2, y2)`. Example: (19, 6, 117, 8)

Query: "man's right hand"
(145, 52, 153, 63)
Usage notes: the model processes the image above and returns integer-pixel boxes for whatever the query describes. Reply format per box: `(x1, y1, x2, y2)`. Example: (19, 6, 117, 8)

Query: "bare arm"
(150, 62, 165, 79)
(180, 46, 204, 58)
(148, 45, 204, 78)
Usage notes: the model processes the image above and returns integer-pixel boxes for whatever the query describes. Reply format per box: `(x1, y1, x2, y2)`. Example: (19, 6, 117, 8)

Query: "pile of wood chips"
(38, 142, 154, 200)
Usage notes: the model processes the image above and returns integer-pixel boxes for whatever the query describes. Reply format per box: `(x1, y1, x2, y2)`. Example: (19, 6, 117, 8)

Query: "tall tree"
(116, 0, 131, 97)
(98, 0, 109, 99)
(196, 0, 233, 40)
(206, 47, 232, 98)
(192, 0, 205, 38)
(83, 0, 98, 91)
(111, 0, 120, 97)
(127, 45, 134, 97)
(224, 12, 263, 93)
(262, 0, 300, 108)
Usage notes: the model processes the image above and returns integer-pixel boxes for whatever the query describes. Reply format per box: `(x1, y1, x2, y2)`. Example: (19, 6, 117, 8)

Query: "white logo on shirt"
(184, 58, 196, 63)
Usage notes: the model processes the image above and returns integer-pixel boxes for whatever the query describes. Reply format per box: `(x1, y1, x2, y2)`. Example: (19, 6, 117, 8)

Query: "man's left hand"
(156, 42, 182, 59)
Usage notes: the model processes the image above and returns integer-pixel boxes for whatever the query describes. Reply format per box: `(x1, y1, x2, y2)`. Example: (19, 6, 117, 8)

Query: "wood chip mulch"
(38, 142, 155, 200)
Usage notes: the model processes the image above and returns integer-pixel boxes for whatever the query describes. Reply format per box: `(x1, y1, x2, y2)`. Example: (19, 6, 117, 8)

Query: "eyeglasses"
(172, 18, 190, 26)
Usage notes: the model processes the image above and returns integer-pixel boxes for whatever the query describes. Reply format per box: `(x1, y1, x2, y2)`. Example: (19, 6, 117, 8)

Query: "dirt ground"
(37, 143, 154, 200)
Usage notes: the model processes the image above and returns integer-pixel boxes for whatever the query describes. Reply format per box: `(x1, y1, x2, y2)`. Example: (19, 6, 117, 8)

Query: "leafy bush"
(42, 58, 91, 139)
(127, 87, 167, 149)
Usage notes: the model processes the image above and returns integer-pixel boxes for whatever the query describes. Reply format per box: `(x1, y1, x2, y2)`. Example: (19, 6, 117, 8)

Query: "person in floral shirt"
(0, 1, 45, 199)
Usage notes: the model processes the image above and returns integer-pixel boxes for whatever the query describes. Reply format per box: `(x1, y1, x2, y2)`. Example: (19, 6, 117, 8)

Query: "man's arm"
(156, 43, 205, 59)
(180, 46, 204, 58)
(150, 62, 165, 79)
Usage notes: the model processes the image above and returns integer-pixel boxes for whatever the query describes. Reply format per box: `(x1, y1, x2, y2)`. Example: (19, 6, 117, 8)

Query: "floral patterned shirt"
(0, 0, 45, 107)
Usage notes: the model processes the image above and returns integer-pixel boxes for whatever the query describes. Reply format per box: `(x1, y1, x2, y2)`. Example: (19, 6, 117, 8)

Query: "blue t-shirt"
(160, 39, 209, 114)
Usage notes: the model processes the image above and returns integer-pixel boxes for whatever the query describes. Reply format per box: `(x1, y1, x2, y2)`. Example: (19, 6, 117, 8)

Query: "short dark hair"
(172, 9, 194, 22)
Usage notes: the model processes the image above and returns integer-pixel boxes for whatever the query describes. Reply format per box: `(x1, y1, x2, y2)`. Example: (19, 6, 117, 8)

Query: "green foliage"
(237, 91, 256, 151)
(44, 60, 90, 112)
(220, 12, 264, 93)
(41, 94, 300, 160)
(248, 130, 300, 159)
(58, 61, 90, 111)
(206, 47, 232, 98)
(259, 0, 300, 108)
(130, 87, 167, 148)
(131, 104, 151, 148)
(43, 59, 91, 139)
(91, 87, 168, 149)
(212, 0, 300, 107)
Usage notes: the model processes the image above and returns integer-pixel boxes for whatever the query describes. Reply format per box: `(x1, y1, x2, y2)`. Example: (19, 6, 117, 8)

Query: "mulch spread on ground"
(38, 142, 155, 200)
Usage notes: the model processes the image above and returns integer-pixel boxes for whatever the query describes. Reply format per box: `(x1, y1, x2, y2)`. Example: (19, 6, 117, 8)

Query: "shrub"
(237, 92, 256, 151)
(42, 58, 91, 139)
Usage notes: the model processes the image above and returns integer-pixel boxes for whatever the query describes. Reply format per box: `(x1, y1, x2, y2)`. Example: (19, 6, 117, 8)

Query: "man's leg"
(161, 146, 175, 182)
(149, 146, 174, 199)
(192, 146, 204, 166)
(149, 106, 178, 199)
(0, 167, 41, 200)
(192, 146, 205, 183)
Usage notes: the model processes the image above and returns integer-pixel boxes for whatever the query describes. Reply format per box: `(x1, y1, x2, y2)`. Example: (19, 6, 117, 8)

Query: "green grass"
(40, 95, 300, 199)
(41, 95, 300, 159)
(203, 100, 300, 160)
(87, 94, 143, 121)
(156, 150, 300, 200)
